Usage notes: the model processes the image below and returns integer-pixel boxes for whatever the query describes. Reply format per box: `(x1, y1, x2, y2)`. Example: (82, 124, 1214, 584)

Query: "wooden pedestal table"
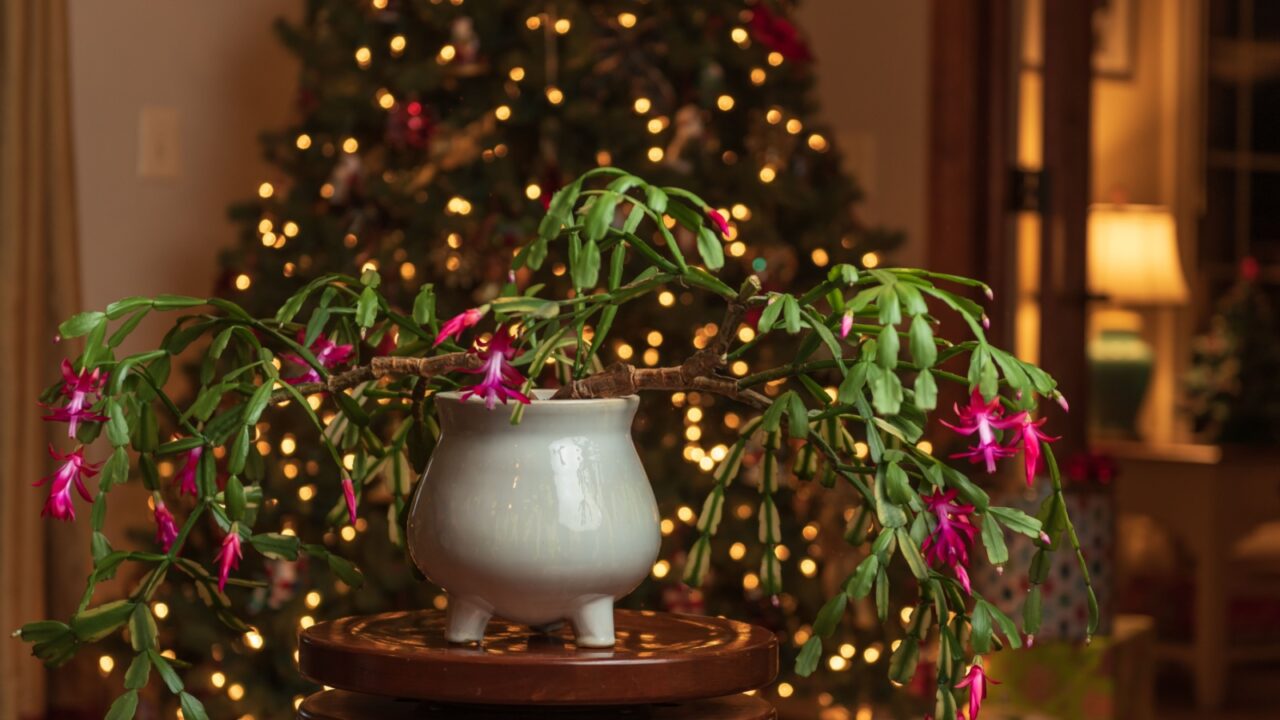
(296, 609, 779, 719)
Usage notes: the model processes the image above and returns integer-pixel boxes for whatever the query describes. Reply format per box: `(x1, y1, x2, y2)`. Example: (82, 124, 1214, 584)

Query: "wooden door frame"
(927, 0, 1091, 454)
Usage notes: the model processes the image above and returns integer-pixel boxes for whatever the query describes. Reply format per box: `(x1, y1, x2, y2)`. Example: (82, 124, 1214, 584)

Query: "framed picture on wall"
(1092, 0, 1136, 77)
(1021, 0, 1136, 78)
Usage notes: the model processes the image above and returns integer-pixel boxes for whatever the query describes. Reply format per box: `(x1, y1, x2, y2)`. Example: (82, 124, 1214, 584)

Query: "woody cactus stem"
(553, 277, 764, 403)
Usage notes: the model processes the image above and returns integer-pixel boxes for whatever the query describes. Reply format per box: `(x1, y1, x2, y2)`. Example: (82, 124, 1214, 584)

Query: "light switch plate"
(137, 105, 181, 178)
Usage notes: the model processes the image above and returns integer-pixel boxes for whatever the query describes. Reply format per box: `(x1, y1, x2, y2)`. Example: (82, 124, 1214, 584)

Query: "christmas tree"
(158, 1, 899, 716)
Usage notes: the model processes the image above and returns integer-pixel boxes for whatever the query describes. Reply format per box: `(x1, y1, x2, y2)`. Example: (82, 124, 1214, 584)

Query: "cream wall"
(69, 0, 299, 346)
(797, 0, 930, 266)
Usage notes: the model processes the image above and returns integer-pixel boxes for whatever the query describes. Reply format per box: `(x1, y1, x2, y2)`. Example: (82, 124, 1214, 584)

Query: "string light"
(389, 35, 406, 54)
(658, 290, 675, 306)
(596, 150, 612, 166)
(355, 47, 372, 67)
(98, 655, 114, 674)
(437, 44, 457, 63)
(341, 526, 357, 542)
(298, 485, 315, 501)
(244, 630, 264, 650)
(494, 105, 512, 121)
(153, 601, 169, 619)
(342, 137, 359, 153)
(828, 656, 849, 671)
(228, 683, 245, 701)
(554, 18, 571, 34)
(618, 12, 637, 28)
(371, 0, 388, 8)
(526, 15, 542, 30)
(777, 682, 794, 698)
(545, 86, 564, 104)
(616, 343, 634, 360)
(651, 560, 670, 578)
(800, 558, 818, 577)
(446, 197, 473, 215)
(863, 646, 881, 663)
(742, 573, 760, 590)
(767, 51, 784, 66)
(774, 545, 791, 561)
(260, 232, 276, 248)
(306, 591, 322, 609)
(360, 260, 379, 274)
(900, 607, 915, 624)
(808, 133, 829, 151)
(633, 97, 651, 114)
(377, 90, 395, 109)
(258, 182, 274, 199)
(685, 426, 702, 441)
(729, 241, 747, 257)
(647, 147, 664, 162)
(861, 251, 881, 268)
(750, 68, 766, 85)
(685, 406, 702, 421)
(917, 440, 934, 454)
(731, 360, 748, 376)
(295, 134, 312, 150)
(643, 348, 660, 366)
(676, 505, 696, 523)
(730, 27, 749, 45)
(660, 518, 675, 535)
(647, 118, 664, 134)
(811, 248, 829, 266)
(211, 671, 227, 688)
(508, 66, 525, 81)
(716, 94, 735, 111)
(234, 274, 252, 291)
(839, 643, 856, 659)
(758, 165, 777, 183)
(786, 118, 803, 134)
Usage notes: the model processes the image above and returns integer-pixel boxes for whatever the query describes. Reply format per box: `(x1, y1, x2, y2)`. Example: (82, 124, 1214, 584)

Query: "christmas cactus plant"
(17, 169, 1093, 719)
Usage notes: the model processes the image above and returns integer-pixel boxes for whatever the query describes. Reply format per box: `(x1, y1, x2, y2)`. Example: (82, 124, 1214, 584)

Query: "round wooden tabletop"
(298, 609, 778, 706)
(298, 690, 777, 720)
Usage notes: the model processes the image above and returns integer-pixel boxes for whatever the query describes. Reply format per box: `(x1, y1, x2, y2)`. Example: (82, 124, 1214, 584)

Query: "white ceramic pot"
(407, 390, 660, 647)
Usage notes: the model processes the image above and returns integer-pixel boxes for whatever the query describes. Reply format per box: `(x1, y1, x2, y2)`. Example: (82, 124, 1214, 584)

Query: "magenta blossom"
(1007, 414, 1058, 486)
(282, 331, 355, 385)
(215, 525, 244, 593)
(175, 445, 202, 496)
(941, 391, 1024, 474)
(460, 326, 531, 410)
(434, 307, 486, 347)
(341, 476, 358, 526)
(706, 208, 730, 237)
(153, 500, 179, 552)
(34, 445, 99, 521)
(955, 662, 999, 720)
(839, 310, 854, 339)
(921, 489, 977, 594)
(41, 359, 108, 438)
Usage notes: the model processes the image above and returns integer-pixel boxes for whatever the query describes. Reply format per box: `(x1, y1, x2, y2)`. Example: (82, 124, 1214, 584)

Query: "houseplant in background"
(17, 169, 1093, 719)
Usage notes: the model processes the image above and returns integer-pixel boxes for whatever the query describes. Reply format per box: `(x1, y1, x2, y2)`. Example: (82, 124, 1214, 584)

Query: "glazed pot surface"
(407, 391, 660, 639)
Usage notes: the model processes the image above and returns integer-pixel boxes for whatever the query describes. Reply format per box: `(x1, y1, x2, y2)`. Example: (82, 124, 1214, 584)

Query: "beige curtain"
(0, 0, 83, 717)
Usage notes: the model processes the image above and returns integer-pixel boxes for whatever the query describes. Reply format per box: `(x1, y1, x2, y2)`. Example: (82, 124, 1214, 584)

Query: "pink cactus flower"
(839, 310, 854, 339)
(955, 661, 999, 720)
(282, 331, 355, 385)
(460, 326, 531, 410)
(215, 525, 244, 593)
(706, 208, 730, 237)
(41, 359, 108, 438)
(1007, 414, 1058, 486)
(34, 445, 99, 521)
(434, 307, 485, 347)
(341, 476, 357, 526)
(175, 446, 202, 497)
(941, 391, 1024, 474)
(153, 500, 180, 552)
(921, 489, 977, 594)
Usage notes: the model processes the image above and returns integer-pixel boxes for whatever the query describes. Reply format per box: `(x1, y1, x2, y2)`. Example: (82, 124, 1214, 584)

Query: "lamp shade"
(1087, 204, 1189, 305)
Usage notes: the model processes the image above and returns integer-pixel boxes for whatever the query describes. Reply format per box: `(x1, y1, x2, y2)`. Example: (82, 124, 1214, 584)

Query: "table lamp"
(1087, 205, 1189, 436)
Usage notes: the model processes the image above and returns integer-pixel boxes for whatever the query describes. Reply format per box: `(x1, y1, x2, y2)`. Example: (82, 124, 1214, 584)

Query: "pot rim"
(435, 389, 639, 409)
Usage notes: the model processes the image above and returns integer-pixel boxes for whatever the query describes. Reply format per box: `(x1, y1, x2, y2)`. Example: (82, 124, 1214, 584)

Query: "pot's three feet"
(444, 593, 618, 648)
